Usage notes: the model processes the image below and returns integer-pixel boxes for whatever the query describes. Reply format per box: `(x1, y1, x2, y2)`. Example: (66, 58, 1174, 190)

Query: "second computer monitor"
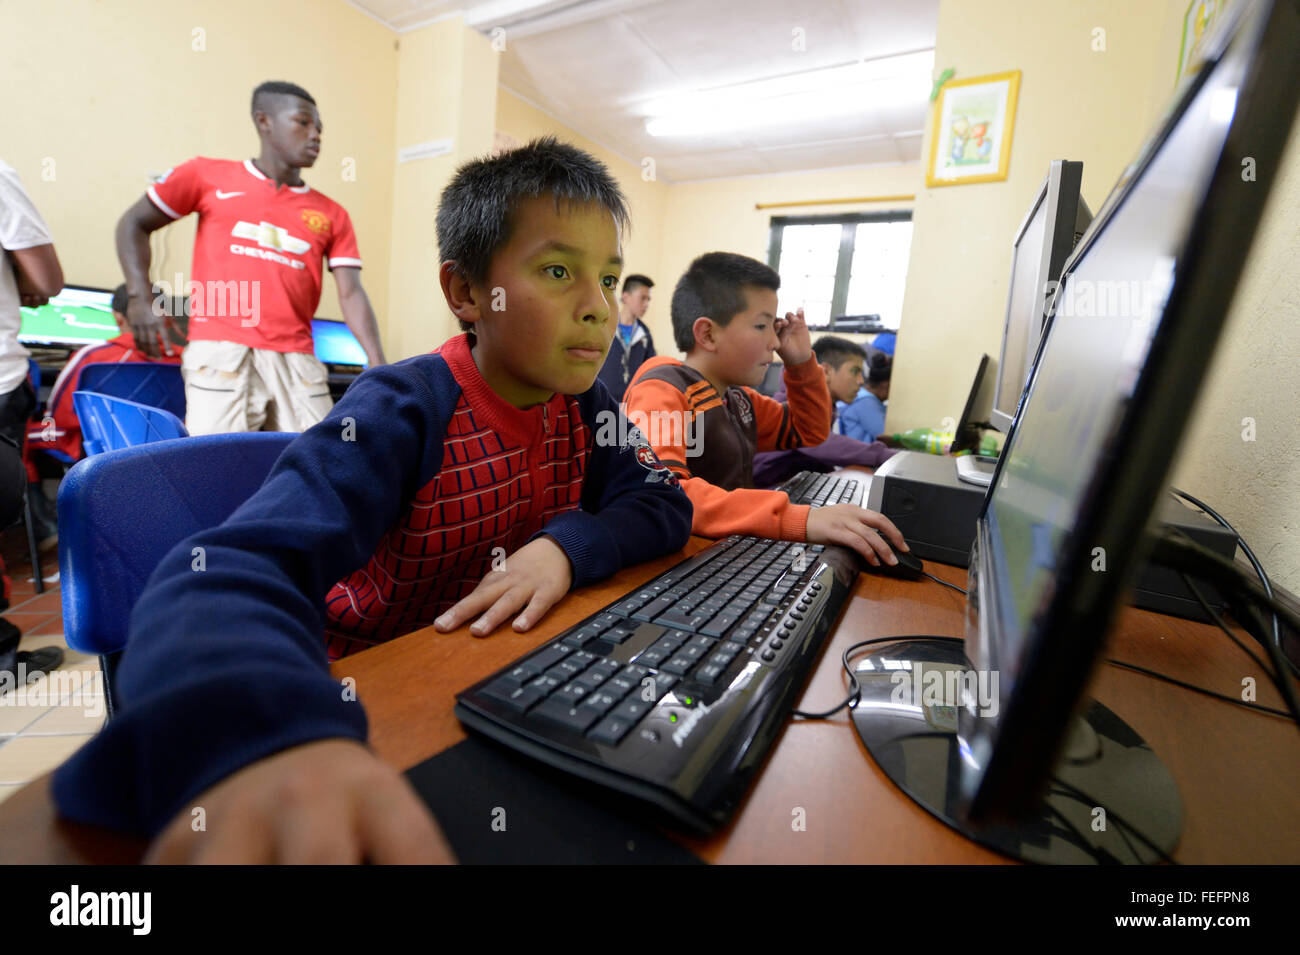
(989, 160, 1092, 433)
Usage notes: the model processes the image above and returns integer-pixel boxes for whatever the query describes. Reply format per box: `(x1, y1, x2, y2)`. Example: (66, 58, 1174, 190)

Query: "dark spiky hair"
(670, 252, 781, 352)
(812, 335, 866, 369)
(251, 80, 316, 117)
(622, 273, 653, 294)
(437, 136, 630, 331)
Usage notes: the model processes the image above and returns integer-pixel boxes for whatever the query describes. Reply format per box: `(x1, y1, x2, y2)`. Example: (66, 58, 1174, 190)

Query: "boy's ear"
(691, 316, 718, 352)
(440, 262, 483, 327)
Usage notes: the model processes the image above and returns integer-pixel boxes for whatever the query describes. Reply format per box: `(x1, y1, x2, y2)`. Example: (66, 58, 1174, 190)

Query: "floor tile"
(24, 703, 106, 735)
(0, 734, 92, 783)
(0, 703, 52, 735)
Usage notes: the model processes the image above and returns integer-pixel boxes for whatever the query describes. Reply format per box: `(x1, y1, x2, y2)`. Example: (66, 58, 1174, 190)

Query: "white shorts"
(181, 340, 334, 435)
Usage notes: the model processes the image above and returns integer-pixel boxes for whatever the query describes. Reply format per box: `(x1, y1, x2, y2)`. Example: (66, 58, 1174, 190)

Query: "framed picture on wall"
(1177, 0, 1226, 82)
(925, 70, 1021, 188)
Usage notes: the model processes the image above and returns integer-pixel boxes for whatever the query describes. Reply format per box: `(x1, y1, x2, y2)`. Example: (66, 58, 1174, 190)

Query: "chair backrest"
(73, 392, 188, 456)
(76, 363, 185, 420)
(57, 431, 296, 654)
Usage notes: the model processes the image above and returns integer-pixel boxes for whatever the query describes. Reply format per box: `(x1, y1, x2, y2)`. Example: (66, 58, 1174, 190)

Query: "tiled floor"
(0, 530, 103, 807)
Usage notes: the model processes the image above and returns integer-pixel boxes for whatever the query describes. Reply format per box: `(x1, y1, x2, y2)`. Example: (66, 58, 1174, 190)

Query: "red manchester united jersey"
(147, 157, 361, 353)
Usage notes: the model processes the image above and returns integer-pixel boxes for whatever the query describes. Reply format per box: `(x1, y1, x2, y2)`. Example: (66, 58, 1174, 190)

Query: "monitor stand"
(849, 639, 1182, 864)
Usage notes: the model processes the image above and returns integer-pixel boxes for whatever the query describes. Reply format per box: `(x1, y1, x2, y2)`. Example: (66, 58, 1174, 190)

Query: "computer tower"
(865, 450, 1237, 621)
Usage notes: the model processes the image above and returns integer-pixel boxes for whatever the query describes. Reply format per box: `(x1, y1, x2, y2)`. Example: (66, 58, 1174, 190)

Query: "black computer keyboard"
(454, 535, 859, 831)
(778, 470, 866, 507)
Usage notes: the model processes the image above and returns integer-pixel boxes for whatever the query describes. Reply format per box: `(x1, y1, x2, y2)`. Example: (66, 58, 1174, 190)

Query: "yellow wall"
(656, 165, 919, 354)
(0, 0, 397, 330)
(385, 18, 498, 358)
(494, 88, 670, 342)
(890, 0, 1177, 434)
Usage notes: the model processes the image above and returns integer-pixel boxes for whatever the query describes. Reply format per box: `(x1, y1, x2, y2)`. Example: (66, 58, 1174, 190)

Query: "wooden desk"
(2, 537, 1297, 864)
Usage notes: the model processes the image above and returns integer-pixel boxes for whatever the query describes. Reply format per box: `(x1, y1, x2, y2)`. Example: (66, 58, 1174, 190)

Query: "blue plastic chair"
(57, 432, 295, 716)
(76, 363, 185, 421)
(72, 392, 188, 456)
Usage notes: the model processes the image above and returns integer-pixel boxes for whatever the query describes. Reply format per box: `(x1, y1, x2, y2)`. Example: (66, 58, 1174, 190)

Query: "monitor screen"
(961, 0, 1294, 820)
(952, 354, 995, 455)
(990, 161, 1091, 432)
(19, 284, 120, 346)
(312, 318, 367, 367)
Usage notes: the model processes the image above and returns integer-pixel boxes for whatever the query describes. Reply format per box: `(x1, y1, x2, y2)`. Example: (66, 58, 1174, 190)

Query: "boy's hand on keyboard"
(774, 306, 812, 366)
(144, 739, 455, 864)
(805, 504, 909, 566)
(434, 535, 573, 637)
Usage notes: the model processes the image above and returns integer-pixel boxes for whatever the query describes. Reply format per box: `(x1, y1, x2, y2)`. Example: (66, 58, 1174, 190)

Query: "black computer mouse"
(863, 544, 925, 580)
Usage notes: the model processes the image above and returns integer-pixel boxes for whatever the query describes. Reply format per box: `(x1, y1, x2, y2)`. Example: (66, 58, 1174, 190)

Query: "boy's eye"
(545, 265, 569, 280)
(603, 275, 619, 290)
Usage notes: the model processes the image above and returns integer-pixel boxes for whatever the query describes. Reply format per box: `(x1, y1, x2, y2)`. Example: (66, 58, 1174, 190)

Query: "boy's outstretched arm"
(751, 307, 831, 452)
(624, 375, 815, 541)
(51, 359, 464, 855)
(435, 384, 694, 637)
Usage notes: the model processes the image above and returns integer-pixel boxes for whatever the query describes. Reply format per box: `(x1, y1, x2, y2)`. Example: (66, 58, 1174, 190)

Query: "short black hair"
(251, 81, 316, 118)
(812, 335, 866, 369)
(866, 351, 892, 385)
(111, 283, 129, 316)
(622, 274, 653, 295)
(670, 252, 781, 353)
(436, 136, 631, 331)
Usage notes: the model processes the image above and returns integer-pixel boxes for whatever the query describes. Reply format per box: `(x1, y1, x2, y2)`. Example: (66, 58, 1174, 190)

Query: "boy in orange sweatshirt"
(623, 251, 908, 567)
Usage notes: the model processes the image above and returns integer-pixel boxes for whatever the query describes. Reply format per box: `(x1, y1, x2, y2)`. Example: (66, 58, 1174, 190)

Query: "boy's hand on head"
(435, 536, 573, 637)
(805, 504, 909, 567)
(145, 739, 455, 864)
(774, 307, 813, 366)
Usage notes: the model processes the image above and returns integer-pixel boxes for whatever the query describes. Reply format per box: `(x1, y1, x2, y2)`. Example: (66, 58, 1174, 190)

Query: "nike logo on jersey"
(215, 190, 244, 200)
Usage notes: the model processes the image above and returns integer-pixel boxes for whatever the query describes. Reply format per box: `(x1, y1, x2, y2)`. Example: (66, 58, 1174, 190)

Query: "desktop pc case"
(868, 449, 1237, 620)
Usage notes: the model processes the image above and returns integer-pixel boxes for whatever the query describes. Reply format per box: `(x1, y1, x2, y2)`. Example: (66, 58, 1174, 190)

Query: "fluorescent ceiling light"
(645, 50, 934, 138)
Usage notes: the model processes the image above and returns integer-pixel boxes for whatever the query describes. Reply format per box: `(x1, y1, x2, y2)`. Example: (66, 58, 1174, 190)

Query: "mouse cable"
(1179, 571, 1274, 676)
(1144, 527, 1300, 729)
(1049, 776, 1179, 866)
(1105, 658, 1291, 719)
(923, 571, 966, 596)
(792, 634, 964, 720)
(1178, 571, 1300, 730)
(1170, 486, 1296, 680)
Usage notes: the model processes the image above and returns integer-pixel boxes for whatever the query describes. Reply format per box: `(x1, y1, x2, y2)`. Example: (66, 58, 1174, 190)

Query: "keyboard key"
(483, 681, 547, 712)
(659, 630, 690, 649)
(578, 690, 620, 715)
(591, 659, 621, 679)
(499, 665, 534, 687)
(604, 626, 635, 644)
(633, 595, 677, 621)
(686, 635, 716, 653)
(696, 663, 726, 685)
(662, 654, 694, 676)
(605, 674, 637, 696)
(647, 672, 677, 695)
(555, 683, 590, 704)
(588, 715, 636, 746)
(613, 696, 655, 723)
(529, 645, 572, 672)
(655, 609, 712, 631)
(533, 697, 602, 733)
(761, 649, 777, 662)
(527, 673, 562, 694)
(619, 664, 650, 683)
(701, 613, 740, 638)
(574, 668, 609, 691)
(636, 647, 669, 668)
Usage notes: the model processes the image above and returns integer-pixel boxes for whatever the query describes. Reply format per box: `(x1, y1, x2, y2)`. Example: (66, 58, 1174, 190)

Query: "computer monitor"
(989, 161, 1092, 433)
(19, 284, 120, 347)
(950, 354, 995, 455)
(851, 0, 1297, 863)
(312, 318, 367, 367)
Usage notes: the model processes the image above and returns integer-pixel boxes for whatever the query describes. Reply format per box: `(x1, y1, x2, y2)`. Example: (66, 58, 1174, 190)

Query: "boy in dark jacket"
(53, 137, 693, 864)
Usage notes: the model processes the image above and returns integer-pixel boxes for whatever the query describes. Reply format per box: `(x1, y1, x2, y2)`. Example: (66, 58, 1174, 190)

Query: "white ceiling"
(345, 0, 939, 182)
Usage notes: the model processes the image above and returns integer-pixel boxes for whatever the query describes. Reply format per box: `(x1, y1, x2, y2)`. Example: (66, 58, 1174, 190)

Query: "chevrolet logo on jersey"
(231, 220, 311, 255)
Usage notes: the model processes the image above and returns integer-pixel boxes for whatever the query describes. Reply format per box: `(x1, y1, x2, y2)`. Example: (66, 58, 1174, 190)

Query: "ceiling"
(345, 0, 939, 182)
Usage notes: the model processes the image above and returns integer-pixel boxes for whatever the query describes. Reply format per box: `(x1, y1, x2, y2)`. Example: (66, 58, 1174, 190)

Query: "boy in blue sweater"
(52, 137, 693, 863)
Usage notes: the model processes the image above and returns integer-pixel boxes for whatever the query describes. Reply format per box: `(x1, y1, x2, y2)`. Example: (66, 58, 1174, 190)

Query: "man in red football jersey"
(114, 81, 386, 434)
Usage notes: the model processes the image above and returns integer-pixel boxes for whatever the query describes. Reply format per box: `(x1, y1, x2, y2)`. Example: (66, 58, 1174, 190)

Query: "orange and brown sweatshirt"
(623, 355, 831, 541)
